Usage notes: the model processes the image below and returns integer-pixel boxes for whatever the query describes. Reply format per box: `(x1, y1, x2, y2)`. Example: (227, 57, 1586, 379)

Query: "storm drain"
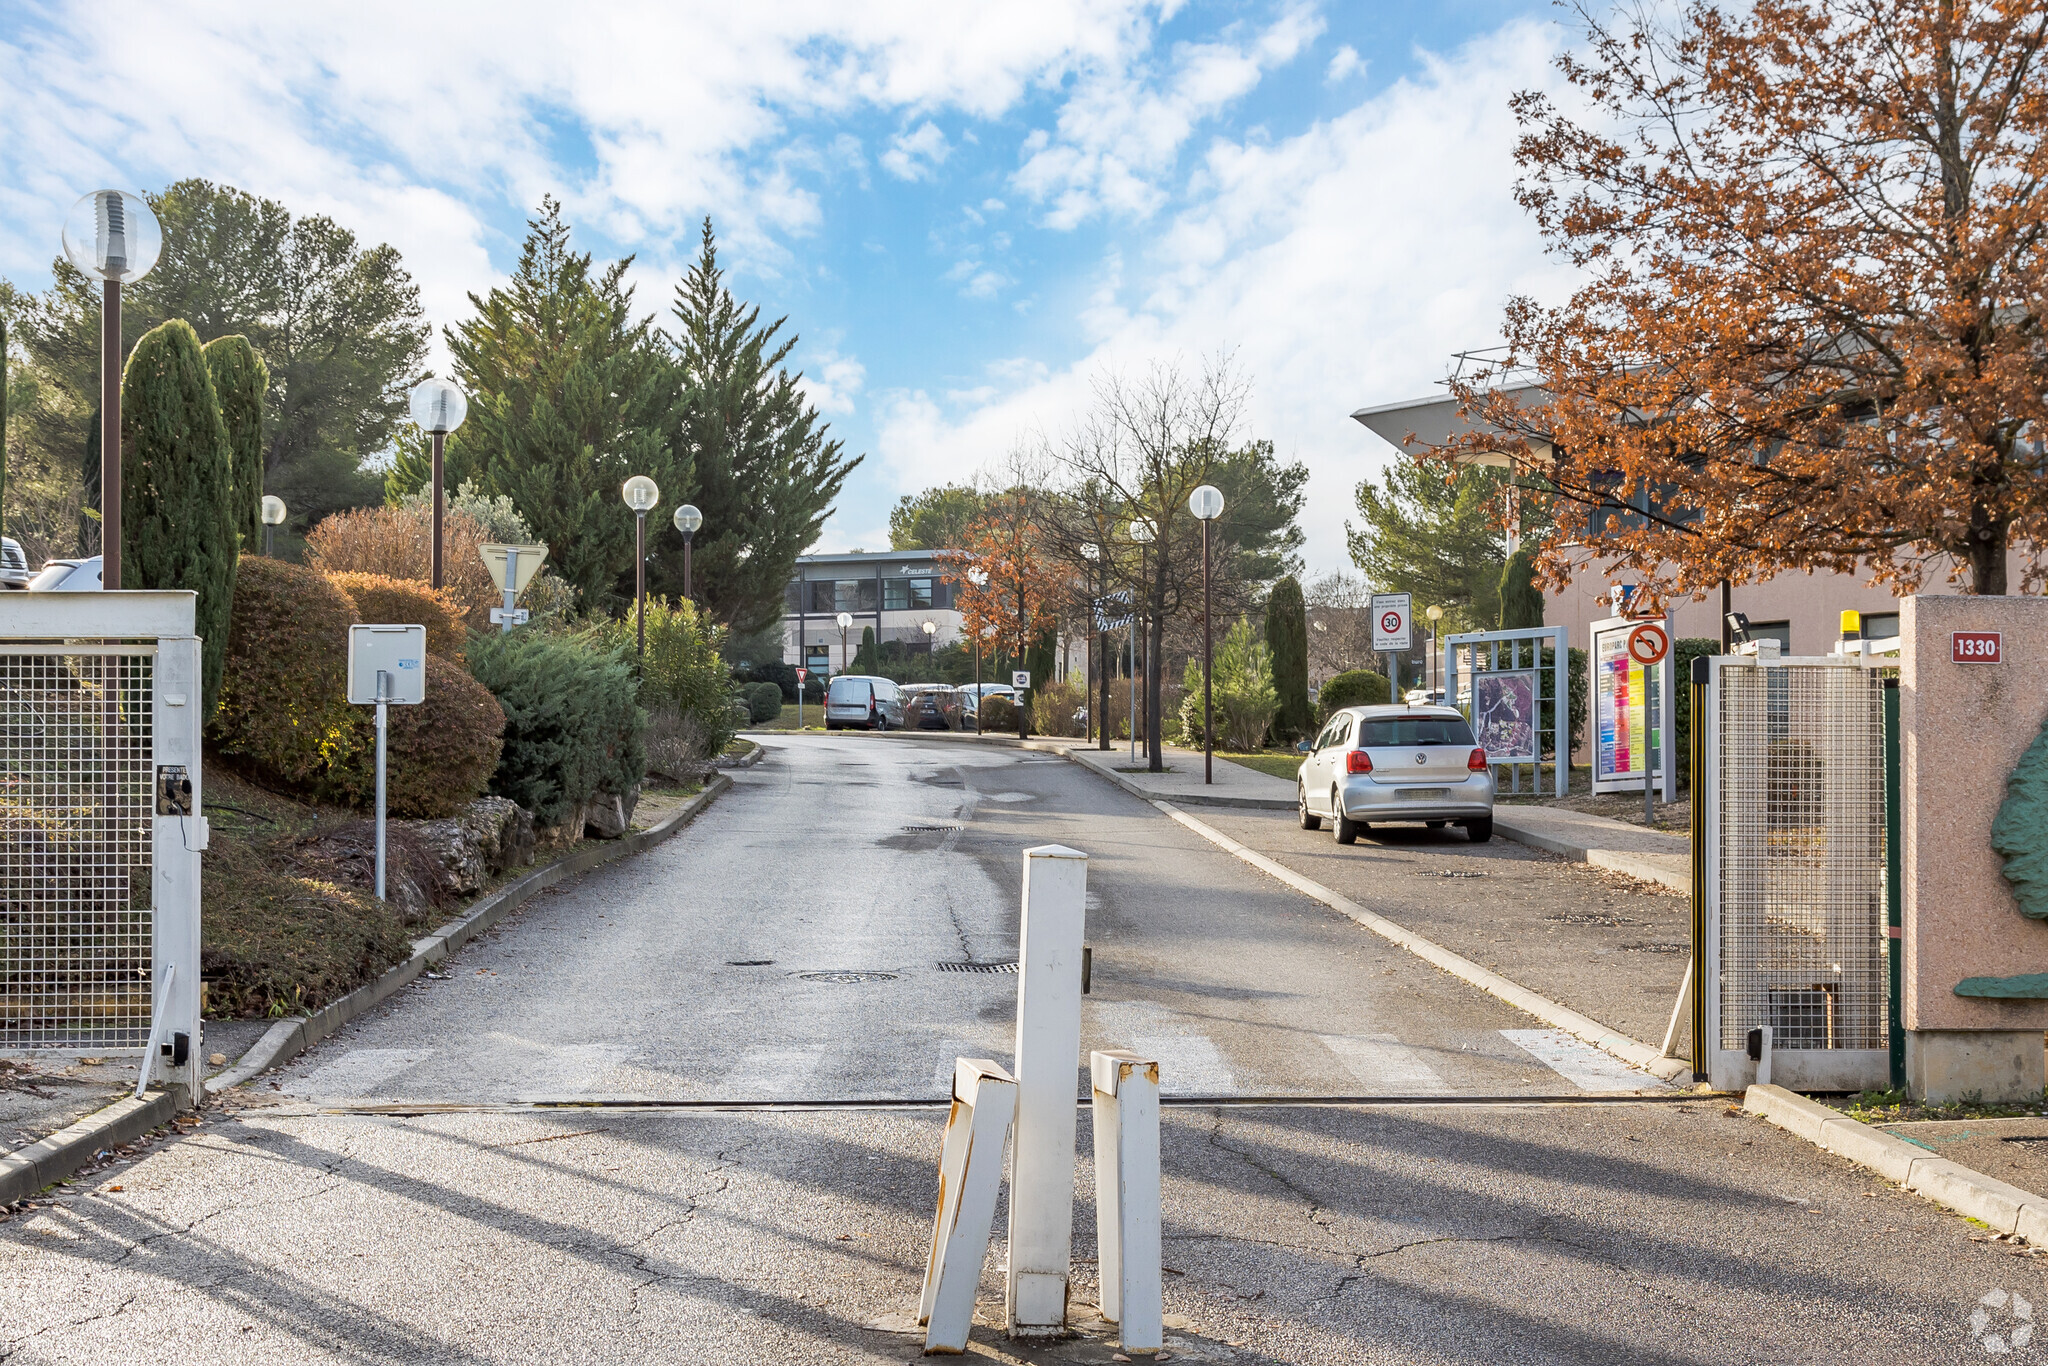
(726, 960, 775, 967)
(800, 971, 899, 984)
(901, 824, 960, 833)
(936, 961, 1019, 974)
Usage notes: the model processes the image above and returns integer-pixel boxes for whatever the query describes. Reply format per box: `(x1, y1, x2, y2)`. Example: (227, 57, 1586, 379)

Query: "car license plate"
(1399, 788, 1448, 800)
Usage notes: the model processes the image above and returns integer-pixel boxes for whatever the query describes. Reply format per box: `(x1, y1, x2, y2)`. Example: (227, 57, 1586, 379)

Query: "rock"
(411, 797, 535, 898)
(584, 785, 639, 840)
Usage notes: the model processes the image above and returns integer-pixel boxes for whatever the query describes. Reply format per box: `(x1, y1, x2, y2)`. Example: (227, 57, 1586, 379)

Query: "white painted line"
(512, 1042, 630, 1098)
(989, 792, 1036, 803)
(292, 1048, 432, 1098)
(1150, 799, 1691, 1083)
(1502, 1029, 1663, 1092)
(1091, 1002, 1236, 1095)
(1319, 1033, 1450, 1094)
(718, 1046, 823, 1098)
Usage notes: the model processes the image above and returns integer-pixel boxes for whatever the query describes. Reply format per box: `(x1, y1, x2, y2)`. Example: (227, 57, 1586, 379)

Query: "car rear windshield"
(1357, 716, 1476, 748)
(827, 677, 871, 703)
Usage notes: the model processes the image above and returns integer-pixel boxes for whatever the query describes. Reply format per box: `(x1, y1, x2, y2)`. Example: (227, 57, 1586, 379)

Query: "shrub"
(590, 597, 736, 760)
(1671, 638, 1719, 778)
(1180, 619, 1280, 751)
(122, 318, 238, 715)
(306, 501, 498, 630)
(1265, 576, 1312, 744)
(203, 334, 269, 554)
(1030, 680, 1087, 737)
(466, 629, 645, 828)
(981, 693, 1016, 730)
(324, 655, 506, 818)
(1319, 669, 1390, 716)
(735, 658, 800, 701)
(324, 572, 467, 660)
(745, 680, 783, 723)
(211, 556, 361, 794)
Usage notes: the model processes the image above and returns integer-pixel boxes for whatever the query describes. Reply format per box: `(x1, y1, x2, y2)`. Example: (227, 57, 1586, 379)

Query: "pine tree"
(204, 335, 269, 552)
(1265, 575, 1311, 743)
(443, 197, 678, 610)
(664, 220, 862, 633)
(1498, 549, 1544, 630)
(123, 319, 237, 713)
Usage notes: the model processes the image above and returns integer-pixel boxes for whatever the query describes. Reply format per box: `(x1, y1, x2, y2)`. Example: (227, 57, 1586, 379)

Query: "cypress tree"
(1498, 548, 1544, 629)
(203, 335, 269, 553)
(1, 314, 8, 542)
(1265, 575, 1311, 743)
(854, 625, 878, 674)
(123, 319, 238, 714)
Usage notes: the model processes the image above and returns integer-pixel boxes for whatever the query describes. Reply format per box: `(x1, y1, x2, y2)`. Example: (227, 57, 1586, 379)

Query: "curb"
(1743, 1084, 2048, 1240)
(0, 773, 737, 1205)
(1154, 799, 1691, 1085)
(1491, 812, 1691, 894)
(1061, 750, 1294, 811)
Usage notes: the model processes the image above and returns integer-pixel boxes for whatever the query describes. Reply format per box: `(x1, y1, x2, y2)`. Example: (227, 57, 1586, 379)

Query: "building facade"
(783, 549, 964, 675)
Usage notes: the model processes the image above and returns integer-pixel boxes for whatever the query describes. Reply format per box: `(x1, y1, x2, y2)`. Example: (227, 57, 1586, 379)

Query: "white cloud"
(880, 121, 951, 181)
(798, 348, 868, 417)
(1326, 43, 1363, 83)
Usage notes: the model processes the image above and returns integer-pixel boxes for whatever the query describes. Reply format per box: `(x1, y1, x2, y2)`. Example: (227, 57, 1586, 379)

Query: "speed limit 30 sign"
(1370, 592, 1412, 652)
(1626, 622, 1670, 666)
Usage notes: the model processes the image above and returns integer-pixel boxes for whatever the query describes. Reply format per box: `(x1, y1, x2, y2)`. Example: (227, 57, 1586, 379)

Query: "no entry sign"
(1626, 622, 1670, 667)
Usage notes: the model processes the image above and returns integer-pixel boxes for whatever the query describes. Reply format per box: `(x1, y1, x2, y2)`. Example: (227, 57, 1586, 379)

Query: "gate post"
(146, 631, 204, 1101)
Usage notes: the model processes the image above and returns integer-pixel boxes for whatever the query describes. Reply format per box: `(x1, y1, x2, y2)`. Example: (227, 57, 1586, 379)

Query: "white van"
(824, 674, 906, 731)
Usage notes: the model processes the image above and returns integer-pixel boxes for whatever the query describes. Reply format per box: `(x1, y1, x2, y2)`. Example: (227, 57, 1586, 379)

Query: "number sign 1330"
(1953, 631, 2002, 663)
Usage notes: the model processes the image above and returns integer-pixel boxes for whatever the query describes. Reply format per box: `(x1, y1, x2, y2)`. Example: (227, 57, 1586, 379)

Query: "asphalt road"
(1, 735, 2028, 1364)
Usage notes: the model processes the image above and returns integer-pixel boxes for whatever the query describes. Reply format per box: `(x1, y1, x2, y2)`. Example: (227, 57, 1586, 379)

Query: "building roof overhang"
(1351, 381, 1554, 468)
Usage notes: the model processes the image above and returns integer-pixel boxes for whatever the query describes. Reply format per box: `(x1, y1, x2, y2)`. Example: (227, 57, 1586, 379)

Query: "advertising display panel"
(1590, 616, 1674, 796)
(1471, 672, 1538, 763)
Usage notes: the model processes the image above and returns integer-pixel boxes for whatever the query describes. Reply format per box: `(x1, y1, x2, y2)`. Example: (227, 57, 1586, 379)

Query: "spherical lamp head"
(62, 190, 161, 283)
(621, 475, 660, 513)
(922, 620, 936, 636)
(1426, 604, 1444, 623)
(1188, 484, 1225, 521)
(408, 380, 467, 435)
(836, 611, 854, 629)
(260, 495, 288, 527)
(672, 503, 703, 535)
(1129, 519, 1155, 544)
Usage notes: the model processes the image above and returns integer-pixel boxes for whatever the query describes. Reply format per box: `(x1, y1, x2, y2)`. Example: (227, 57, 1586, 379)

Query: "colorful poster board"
(1590, 616, 1671, 795)
(1471, 672, 1538, 762)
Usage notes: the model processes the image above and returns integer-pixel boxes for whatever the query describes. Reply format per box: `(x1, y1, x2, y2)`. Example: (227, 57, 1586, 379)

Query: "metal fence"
(1703, 656, 1889, 1090)
(0, 647, 157, 1050)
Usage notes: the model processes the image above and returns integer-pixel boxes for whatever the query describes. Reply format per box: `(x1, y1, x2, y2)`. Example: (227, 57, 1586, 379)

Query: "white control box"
(347, 624, 427, 705)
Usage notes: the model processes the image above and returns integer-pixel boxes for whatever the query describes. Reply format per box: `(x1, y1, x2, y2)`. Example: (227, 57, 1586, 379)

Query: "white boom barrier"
(918, 1058, 1018, 1354)
(1090, 1049, 1163, 1352)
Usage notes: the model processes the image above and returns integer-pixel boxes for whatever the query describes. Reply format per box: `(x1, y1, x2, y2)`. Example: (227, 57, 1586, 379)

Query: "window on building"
(1747, 619, 1792, 653)
(1861, 612, 1900, 641)
(882, 577, 936, 611)
(784, 581, 801, 612)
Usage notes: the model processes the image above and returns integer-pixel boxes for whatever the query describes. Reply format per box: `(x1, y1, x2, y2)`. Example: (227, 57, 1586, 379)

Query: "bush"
(981, 693, 1017, 730)
(324, 572, 468, 660)
(324, 655, 505, 818)
(1030, 680, 1087, 737)
(1181, 619, 1280, 751)
(745, 680, 783, 723)
(466, 630, 645, 828)
(590, 597, 736, 761)
(1319, 669, 1390, 716)
(122, 318, 238, 716)
(306, 501, 499, 630)
(735, 658, 800, 701)
(204, 334, 269, 554)
(1671, 637, 1719, 779)
(211, 556, 361, 794)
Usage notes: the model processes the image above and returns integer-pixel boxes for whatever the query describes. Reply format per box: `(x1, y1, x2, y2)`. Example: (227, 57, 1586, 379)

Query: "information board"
(1471, 672, 1538, 763)
(1589, 616, 1673, 796)
(1371, 593, 1412, 652)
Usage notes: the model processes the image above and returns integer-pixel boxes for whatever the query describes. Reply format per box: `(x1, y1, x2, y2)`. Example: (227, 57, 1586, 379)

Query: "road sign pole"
(501, 548, 518, 635)
(374, 668, 390, 902)
(1644, 661, 1656, 828)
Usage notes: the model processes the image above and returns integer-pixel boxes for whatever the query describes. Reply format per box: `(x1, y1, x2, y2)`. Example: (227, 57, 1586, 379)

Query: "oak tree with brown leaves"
(1448, 0, 2048, 595)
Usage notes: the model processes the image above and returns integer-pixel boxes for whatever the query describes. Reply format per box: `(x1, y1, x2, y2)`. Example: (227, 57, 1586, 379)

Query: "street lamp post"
(1080, 542, 1104, 748)
(408, 380, 468, 589)
(1426, 604, 1445, 700)
(62, 190, 161, 589)
(1188, 485, 1225, 784)
(260, 496, 287, 558)
(673, 503, 702, 600)
(921, 619, 937, 688)
(622, 476, 660, 657)
(966, 568, 987, 734)
(1129, 519, 1155, 769)
(836, 611, 855, 674)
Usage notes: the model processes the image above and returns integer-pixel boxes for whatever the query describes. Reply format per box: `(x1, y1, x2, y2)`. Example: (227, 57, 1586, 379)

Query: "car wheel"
(1464, 816, 1494, 844)
(1298, 784, 1322, 831)
(1331, 788, 1360, 846)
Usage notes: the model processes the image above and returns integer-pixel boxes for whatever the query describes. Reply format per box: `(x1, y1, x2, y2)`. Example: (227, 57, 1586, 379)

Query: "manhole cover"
(902, 824, 959, 833)
(800, 971, 899, 984)
(726, 959, 775, 967)
(936, 961, 1019, 974)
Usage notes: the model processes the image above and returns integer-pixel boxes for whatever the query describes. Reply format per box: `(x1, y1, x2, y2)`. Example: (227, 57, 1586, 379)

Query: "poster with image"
(1471, 672, 1538, 762)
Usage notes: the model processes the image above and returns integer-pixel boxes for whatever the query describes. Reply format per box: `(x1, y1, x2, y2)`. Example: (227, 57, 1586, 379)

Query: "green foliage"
(591, 596, 735, 761)
(661, 219, 861, 634)
(890, 485, 987, 550)
(853, 624, 878, 674)
(466, 629, 646, 828)
(1180, 618, 1280, 751)
(325, 654, 506, 818)
(1319, 669, 1391, 715)
(734, 657, 801, 701)
(1671, 637, 1719, 780)
(203, 335, 269, 553)
(744, 680, 783, 723)
(443, 197, 678, 612)
(1264, 575, 1312, 743)
(1498, 547, 1544, 629)
(981, 693, 1017, 731)
(1348, 463, 1508, 631)
(1995, 719, 2048, 912)
(1208, 439, 1309, 587)
(211, 556, 361, 792)
(122, 319, 238, 714)
(1, 312, 8, 541)
(1568, 646, 1588, 752)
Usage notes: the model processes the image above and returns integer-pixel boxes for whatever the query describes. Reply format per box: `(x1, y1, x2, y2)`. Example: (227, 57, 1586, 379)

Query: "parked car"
(1295, 703, 1493, 844)
(1404, 687, 1446, 706)
(825, 674, 906, 731)
(0, 538, 32, 589)
(952, 682, 1016, 728)
(27, 556, 103, 591)
(901, 683, 957, 731)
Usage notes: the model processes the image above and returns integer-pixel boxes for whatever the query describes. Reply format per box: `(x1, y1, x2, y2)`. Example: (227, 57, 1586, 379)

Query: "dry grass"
(305, 502, 499, 629)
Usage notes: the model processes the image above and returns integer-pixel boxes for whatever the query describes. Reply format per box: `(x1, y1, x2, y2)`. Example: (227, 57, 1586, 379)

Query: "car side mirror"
(1296, 739, 1312, 754)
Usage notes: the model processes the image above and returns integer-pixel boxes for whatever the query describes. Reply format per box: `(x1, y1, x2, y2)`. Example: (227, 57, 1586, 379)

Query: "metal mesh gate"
(1707, 658, 1888, 1087)
(0, 646, 157, 1050)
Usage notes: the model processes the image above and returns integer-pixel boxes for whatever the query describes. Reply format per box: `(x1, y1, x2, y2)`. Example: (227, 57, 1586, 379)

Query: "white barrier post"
(919, 1058, 1017, 1355)
(1090, 1049, 1162, 1352)
(1007, 844, 1089, 1334)
(147, 631, 204, 1102)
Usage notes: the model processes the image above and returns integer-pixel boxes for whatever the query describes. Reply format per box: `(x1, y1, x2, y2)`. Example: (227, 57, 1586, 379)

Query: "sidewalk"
(1065, 743, 1295, 809)
(1490, 804, 1690, 893)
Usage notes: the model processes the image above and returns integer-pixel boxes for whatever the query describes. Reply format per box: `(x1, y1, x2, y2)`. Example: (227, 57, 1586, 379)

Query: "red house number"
(1953, 631, 2002, 663)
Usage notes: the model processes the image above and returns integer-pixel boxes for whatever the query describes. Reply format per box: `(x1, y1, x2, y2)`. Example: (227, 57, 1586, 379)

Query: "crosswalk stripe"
(1501, 1028, 1661, 1091)
(1318, 1033, 1450, 1093)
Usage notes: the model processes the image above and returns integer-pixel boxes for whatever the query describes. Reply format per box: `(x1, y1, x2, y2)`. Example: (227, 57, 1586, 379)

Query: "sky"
(0, 0, 1584, 578)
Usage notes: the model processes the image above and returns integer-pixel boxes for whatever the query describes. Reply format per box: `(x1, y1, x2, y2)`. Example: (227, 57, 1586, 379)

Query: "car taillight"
(1346, 750, 1373, 774)
(1468, 748, 1488, 771)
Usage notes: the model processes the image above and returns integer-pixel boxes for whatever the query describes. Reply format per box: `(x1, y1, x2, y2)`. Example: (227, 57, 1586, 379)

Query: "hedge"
(744, 680, 783, 723)
(590, 597, 736, 760)
(466, 630, 645, 828)
(325, 572, 468, 660)
(325, 655, 506, 818)
(211, 556, 361, 793)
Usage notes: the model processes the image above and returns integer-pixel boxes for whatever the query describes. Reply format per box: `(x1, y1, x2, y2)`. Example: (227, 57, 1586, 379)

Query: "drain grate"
(800, 971, 899, 984)
(901, 823, 960, 833)
(936, 961, 1019, 974)
(726, 959, 775, 967)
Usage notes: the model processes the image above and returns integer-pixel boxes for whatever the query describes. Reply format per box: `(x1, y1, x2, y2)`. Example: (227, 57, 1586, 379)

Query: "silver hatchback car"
(1296, 704, 1494, 844)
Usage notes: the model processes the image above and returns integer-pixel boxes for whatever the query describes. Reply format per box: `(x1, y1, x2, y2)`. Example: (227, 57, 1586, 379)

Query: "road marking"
(514, 1043, 630, 1098)
(1501, 1029, 1662, 1091)
(1090, 1001, 1235, 1094)
(718, 1046, 823, 1098)
(293, 1048, 432, 1098)
(988, 792, 1036, 803)
(1318, 1034, 1449, 1094)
